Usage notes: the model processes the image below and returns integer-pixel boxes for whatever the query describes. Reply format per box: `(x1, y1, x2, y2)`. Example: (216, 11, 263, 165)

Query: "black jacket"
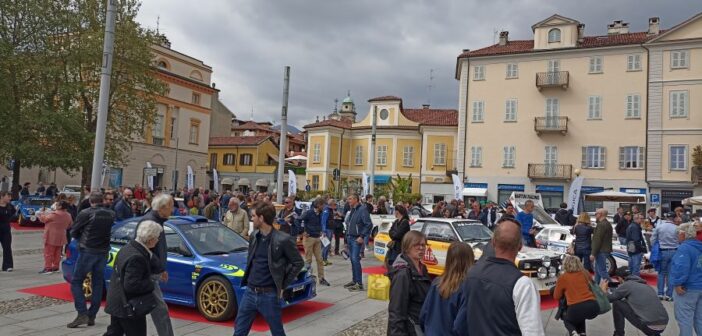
(479, 207, 498, 227)
(137, 211, 168, 274)
(555, 208, 575, 226)
(70, 206, 115, 254)
(297, 209, 322, 237)
(387, 254, 431, 336)
(572, 223, 594, 255)
(615, 218, 632, 238)
(388, 218, 410, 253)
(104, 240, 155, 318)
(242, 228, 304, 298)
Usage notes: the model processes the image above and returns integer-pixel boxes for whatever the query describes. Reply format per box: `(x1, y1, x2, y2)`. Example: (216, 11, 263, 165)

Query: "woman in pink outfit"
(38, 201, 72, 274)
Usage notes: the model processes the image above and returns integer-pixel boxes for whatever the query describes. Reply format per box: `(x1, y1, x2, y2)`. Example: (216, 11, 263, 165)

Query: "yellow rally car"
(374, 218, 565, 295)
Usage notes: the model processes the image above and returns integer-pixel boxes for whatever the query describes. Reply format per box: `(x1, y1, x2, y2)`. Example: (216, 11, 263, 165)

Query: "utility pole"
(276, 66, 291, 204)
(369, 106, 377, 196)
(90, 0, 116, 192)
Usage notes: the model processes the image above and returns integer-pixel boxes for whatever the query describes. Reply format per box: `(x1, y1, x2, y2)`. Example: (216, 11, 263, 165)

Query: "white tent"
(285, 155, 307, 161)
(584, 190, 646, 203)
(682, 195, 702, 206)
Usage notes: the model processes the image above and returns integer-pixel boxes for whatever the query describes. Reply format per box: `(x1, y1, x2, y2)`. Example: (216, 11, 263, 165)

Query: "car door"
(162, 225, 196, 304)
(535, 228, 550, 248)
(421, 221, 459, 275)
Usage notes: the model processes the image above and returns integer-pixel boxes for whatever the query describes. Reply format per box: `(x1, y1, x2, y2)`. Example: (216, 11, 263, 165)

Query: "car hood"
(198, 252, 249, 278)
(517, 247, 562, 261)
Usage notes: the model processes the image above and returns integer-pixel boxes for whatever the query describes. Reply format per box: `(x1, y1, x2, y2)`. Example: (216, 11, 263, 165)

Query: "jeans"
(576, 251, 592, 271)
(594, 252, 611, 284)
(618, 236, 627, 246)
(347, 235, 363, 285)
(321, 230, 333, 261)
(234, 288, 285, 336)
(628, 253, 643, 276)
(562, 300, 599, 334)
(363, 235, 369, 251)
(612, 300, 664, 336)
(333, 229, 343, 255)
(0, 226, 13, 270)
(657, 249, 676, 297)
(70, 251, 106, 317)
(150, 275, 174, 336)
(674, 289, 702, 336)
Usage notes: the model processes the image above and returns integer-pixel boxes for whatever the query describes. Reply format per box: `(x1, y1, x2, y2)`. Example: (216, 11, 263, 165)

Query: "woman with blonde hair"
(387, 231, 431, 336)
(419, 242, 475, 336)
(553, 255, 599, 336)
(572, 212, 594, 271)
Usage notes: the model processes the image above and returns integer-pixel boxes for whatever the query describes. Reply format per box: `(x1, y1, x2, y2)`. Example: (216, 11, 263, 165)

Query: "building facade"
(456, 14, 702, 212)
(208, 136, 279, 193)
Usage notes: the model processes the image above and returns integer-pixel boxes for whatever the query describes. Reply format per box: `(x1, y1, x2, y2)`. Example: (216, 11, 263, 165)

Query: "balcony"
(536, 71, 569, 90)
(534, 117, 568, 135)
(528, 163, 573, 180)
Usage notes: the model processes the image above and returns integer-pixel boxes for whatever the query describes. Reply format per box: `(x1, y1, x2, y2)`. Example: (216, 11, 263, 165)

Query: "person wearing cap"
(651, 214, 679, 301)
(647, 208, 660, 229)
(600, 266, 668, 336)
(670, 222, 702, 336)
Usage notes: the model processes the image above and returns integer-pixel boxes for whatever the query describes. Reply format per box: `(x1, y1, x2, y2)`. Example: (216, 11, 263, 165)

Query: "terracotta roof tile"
(209, 136, 270, 146)
(368, 95, 402, 102)
(303, 117, 353, 129)
(231, 121, 271, 131)
(403, 109, 458, 126)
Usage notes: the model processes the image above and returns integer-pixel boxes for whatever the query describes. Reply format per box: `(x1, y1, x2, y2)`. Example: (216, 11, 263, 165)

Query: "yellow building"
(455, 13, 702, 212)
(304, 95, 458, 202)
(208, 136, 280, 193)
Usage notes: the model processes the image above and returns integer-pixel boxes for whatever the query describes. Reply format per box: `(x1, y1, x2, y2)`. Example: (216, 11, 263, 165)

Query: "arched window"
(189, 70, 203, 81)
(157, 59, 169, 69)
(548, 28, 561, 43)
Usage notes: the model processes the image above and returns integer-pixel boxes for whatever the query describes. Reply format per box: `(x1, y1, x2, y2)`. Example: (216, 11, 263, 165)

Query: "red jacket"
(134, 188, 146, 200)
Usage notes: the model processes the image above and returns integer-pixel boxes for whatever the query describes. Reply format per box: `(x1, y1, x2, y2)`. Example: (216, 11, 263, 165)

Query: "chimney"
(577, 24, 585, 43)
(607, 20, 630, 35)
(648, 17, 660, 35)
(498, 31, 509, 46)
(422, 104, 430, 109)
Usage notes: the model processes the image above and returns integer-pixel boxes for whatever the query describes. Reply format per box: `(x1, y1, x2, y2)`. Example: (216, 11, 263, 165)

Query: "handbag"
(583, 271, 611, 314)
(627, 241, 637, 254)
(114, 254, 158, 318)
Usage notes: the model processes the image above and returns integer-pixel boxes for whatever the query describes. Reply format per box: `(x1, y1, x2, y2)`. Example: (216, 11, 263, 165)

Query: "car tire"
(606, 255, 617, 276)
(371, 227, 378, 240)
(196, 275, 237, 322)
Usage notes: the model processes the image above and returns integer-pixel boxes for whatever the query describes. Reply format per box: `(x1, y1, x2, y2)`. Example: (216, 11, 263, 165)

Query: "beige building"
(456, 14, 702, 212)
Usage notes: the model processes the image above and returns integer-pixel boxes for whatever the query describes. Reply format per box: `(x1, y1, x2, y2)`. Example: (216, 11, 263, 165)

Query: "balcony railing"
(528, 163, 573, 180)
(534, 117, 568, 135)
(536, 71, 569, 90)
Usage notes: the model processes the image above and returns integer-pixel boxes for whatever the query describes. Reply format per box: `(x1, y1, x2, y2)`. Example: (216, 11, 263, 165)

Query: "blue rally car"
(61, 216, 317, 321)
(17, 196, 54, 227)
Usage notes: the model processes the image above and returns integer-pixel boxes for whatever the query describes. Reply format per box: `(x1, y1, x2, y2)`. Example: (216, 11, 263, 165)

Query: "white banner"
(146, 162, 154, 191)
(186, 165, 194, 191)
(212, 168, 219, 193)
(288, 170, 297, 196)
(451, 174, 462, 201)
(361, 172, 369, 198)
(567, 175, 584, 214)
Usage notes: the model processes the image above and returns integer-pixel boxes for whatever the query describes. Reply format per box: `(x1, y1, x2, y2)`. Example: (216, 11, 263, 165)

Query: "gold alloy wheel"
(83, 273, 93, 300)
(198, 279, 230, 319)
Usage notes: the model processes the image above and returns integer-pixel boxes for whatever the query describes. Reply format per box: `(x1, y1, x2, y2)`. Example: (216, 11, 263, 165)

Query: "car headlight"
(558, 264, 565, 275)
(542, 256, 551, 268)
(537, 267, 548, 279)
(548, 266, 557, 278)
(523, 262, 531, 269)
(30, 215, 37, 222)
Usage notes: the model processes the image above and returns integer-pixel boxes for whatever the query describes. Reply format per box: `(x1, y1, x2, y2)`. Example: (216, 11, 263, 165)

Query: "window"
(581, 146, 606, 169)
(434, 143, 446, 165)
(472, 101, 484, 122)
(312, 143, 321, 163)
(545, 98, 559, 127)
(627, 54, 642, 71)
(619, 146, 644, 169)
(470, 146, 482, 167)
(671, 50, 689, 69)
(209, 153, 218, 170)
(188, 119, 200, 144)
(548, 60, 560, 73)
(670, 91, 688, 118)
(377, 145, 387, 166)
(505, 99, 517, 121)
(423, 222, 458, 242)
(379, 109, 389, 120)
(626, 95, 641, 118)
(223, 153, 235, 166)
(403, 146, 414, 167)
(506, 63, 519, 78)
(503, 146, 515, 168)
(152, 114, 164, 145)
(312, 175, 320, 190)
(157, 60, 168, 69)
(192, 92, 201, 105)
(240, 154, 253, 166)
(670, 145, 687, 170)
(473, 65, 485, 80)
(589, 56, 603, 73)
(548, 28, 561, 43)
(354, 145, 363, 165)
(588, 96, 601, 120)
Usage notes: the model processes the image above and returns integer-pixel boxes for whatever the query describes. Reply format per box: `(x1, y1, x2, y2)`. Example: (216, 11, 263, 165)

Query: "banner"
(451, 174, 462, 201)
(212, 169, 219, 193)
(186, 165, 194, 191)
(146, 162, 154, 191)
(361, 172, 369, 198)
(567, 175, 584, 214)
(288, 170, 297, 196)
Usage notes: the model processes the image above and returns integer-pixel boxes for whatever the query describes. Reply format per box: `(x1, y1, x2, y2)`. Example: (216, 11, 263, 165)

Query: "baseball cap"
(614, 266, 631, 278)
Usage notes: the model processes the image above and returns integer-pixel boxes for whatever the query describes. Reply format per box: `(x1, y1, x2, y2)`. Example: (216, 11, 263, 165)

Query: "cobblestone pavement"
(336, 310, 387, 336)
(0, 296, 68, 316)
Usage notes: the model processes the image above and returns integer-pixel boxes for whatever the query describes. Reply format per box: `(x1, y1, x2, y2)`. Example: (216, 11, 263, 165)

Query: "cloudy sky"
(136, 0, 701, 128)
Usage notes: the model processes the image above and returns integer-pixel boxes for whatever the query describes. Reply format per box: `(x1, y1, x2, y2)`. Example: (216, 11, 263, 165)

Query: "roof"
(403, 108, 458, 126)
(368, 95, 402, 102)
(458, 31, 659, 58)
(303, 117, 353, 130)
(231, 121, 271, 131)
(209, 136, 271, 146)
(342, 96, 354, 104)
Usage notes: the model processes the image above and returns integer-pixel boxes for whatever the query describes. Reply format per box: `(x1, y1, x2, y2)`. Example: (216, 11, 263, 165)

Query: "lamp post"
(369, 106, 377, 196)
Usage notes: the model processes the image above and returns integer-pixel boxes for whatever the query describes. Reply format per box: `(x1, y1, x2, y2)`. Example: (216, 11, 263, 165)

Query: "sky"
(136, 0, 701, 128)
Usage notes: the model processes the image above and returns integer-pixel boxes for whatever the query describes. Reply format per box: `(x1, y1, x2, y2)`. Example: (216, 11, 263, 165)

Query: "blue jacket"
(419, 278, 464, 336)
(516, 211, 533, 237)
(297, 208, 323, 237)
(347, 203, 372, 238)
(321, 206, 330, 232)
(113, 198, 133, 221)
(671, 239, 702, 291)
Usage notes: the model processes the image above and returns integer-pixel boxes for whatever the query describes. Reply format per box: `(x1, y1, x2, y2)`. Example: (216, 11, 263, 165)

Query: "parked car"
(16, 196, 53, 227)
(373, 218, 565, 294)
(59, 185, 82, 202)
(61, 216, 316, 321)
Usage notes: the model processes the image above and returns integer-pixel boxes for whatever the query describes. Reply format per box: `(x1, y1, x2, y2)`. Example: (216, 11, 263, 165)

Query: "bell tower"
(339, 90, 356, 122)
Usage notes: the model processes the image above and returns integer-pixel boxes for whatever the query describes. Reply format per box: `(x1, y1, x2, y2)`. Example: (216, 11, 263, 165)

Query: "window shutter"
(601, 147, 607, 168)
(672, 52, 679, 67)
(619, 147, 625, 169)
(680, 51, 687, 67)
(639, 147, 645, 168)
(680, 92, 687, 116)
(581, 147, 587, 168)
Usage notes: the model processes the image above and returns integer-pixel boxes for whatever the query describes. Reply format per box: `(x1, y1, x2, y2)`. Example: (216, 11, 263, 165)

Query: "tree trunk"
(81, 163, 92, 195)
(10, 158, 20, 200)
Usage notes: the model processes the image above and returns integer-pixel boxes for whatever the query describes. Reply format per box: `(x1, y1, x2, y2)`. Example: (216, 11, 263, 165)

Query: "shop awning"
(374, 175, 391, 184)
(682, 195, 702, 206)
(221, 178, 234, 185)
(584, 190, 646, 203)
(238, 178, 250, 186)
(255, 179, 269, 187)
(536, 185, 564, 192)
(462, 188, 487, 197)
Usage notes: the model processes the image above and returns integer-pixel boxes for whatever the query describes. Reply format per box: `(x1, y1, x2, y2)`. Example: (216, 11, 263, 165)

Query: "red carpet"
(19, 282, 332, 331)
(362, 265, 387, 275)
(11, 221, 43, 231)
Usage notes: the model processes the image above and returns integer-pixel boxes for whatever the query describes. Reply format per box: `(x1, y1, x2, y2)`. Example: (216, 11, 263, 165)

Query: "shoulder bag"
(115, 254, 158, 318)
(582, 271, 611, 315)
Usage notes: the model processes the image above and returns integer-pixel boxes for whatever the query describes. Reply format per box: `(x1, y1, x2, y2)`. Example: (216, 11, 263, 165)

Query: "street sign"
(650, 193, 660, 205)
(144, 168, 157, 176)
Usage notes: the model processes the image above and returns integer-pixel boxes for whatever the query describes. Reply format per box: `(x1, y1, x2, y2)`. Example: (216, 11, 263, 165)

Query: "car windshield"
(179, 222, 248, 255)
(453, 222, 493, 242)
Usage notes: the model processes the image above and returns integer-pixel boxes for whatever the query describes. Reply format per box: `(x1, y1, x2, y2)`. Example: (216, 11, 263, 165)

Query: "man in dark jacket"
(344, 194, 372, 292)
(113, 188, 134, 221)
(591, 208, 613, 284)
(297, 198, 329, 286)
(276, 196, 301, 235)
(601, 266, 668, 336)
(235, 202, 304, 336)
(104, 220, 161, 336)
(626, 214, 648, 276)
(616, 211, 633, 245)
(479, 202, 498, 229)
(554, 202, 575, 226)
(68, 193, 115, 328)
(136, 193, 174, 336)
